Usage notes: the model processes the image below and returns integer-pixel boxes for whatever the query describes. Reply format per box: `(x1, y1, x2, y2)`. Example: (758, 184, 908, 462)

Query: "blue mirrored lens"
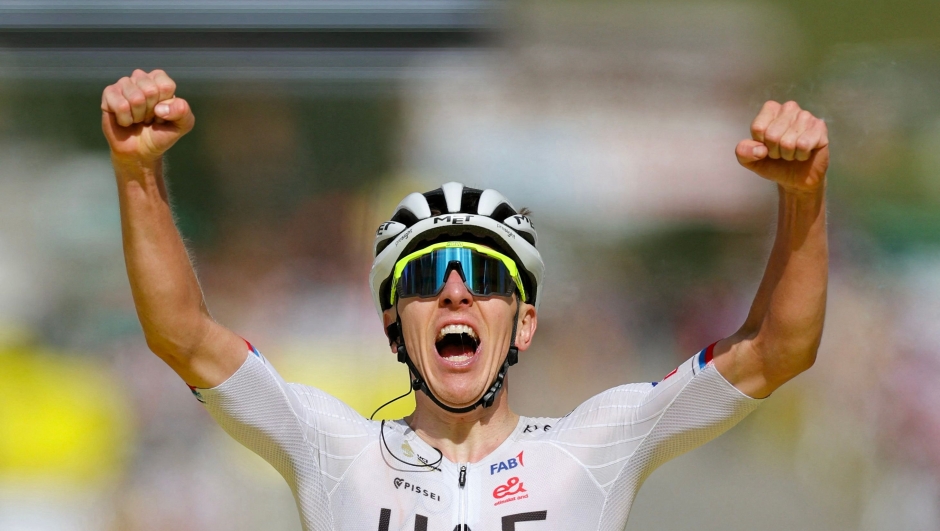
(397, 248, 514, 300)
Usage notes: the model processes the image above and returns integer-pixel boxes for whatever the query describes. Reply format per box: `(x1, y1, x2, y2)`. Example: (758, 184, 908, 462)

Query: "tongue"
(439, 343, 475, 359)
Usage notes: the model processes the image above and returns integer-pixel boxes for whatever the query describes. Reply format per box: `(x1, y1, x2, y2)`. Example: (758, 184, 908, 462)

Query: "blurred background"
(1, 0, 939, 529)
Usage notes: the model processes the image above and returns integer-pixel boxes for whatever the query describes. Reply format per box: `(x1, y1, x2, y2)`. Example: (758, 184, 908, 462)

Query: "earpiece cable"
(371, 372, 443, 471)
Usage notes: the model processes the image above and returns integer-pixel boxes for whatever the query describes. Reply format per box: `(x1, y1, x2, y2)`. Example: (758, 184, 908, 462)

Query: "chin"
(430, 373, 491, 408)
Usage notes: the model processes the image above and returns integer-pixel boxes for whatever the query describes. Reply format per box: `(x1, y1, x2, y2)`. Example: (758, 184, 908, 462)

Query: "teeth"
(436, 324, 478, 341)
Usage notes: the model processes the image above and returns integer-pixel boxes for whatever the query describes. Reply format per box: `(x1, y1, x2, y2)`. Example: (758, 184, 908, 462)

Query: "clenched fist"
(736, 101, 829, 194)
(101, 69, 194, 163)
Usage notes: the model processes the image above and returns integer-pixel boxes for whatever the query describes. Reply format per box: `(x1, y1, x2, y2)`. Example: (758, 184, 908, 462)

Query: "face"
(384, 270, 537, 410)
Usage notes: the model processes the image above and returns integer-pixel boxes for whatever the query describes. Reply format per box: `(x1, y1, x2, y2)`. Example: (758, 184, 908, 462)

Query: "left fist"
(736, 101, 829, 194)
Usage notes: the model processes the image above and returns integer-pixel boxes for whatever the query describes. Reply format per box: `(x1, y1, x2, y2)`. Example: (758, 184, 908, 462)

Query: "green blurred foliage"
(0, 83, 399, 246)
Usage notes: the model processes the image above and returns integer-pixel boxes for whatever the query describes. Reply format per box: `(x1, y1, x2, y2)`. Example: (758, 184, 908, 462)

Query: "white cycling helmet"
(369, 182, 545, 318)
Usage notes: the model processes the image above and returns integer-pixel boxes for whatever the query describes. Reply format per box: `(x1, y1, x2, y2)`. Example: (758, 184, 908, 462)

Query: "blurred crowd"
(2, 2, 940, 530)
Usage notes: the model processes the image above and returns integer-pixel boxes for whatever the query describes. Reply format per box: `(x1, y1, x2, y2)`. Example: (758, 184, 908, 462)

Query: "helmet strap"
(387, 294, 521, 414)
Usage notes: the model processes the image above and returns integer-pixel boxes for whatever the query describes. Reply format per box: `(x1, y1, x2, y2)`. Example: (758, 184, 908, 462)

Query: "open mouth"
(435, 324, 480, 364)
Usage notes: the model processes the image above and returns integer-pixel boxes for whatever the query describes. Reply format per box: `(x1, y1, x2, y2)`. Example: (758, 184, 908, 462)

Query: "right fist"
(101, 69, 194, 162)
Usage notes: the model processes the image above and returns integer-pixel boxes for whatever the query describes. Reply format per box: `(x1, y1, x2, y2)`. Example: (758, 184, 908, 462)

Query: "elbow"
(790, 330, 822, 373)
(765, 336, 821, 387)
(142, 332, 179, 362)
(790, 344, 818, 376)
(141, 313, 214, 365)
(746, 328, 821, 389)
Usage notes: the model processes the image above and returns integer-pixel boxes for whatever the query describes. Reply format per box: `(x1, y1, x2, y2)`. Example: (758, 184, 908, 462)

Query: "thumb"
(735, 139, 768, 167)
(154, 97, 195, 132)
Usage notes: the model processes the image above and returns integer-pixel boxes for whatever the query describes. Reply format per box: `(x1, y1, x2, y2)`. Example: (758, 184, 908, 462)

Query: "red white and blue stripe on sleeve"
(188, 339, 262, 403)
(651, 342, 716, 387)
(245, 339, 262, 359)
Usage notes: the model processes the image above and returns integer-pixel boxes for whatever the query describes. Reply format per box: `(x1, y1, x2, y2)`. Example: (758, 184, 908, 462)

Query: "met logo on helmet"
(508, 214, 534, 228)
(432, 214, 475, 225)
(490, 451, 524, 475)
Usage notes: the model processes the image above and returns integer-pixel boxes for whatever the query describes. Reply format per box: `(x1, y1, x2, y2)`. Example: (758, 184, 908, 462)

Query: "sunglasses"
(390, 241, 527, 306)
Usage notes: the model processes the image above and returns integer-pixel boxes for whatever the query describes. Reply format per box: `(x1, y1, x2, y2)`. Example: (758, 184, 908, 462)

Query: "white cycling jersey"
(195, 342, 761, 531)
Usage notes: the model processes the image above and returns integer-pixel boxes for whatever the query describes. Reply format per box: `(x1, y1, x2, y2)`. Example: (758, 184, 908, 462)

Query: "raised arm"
(713, 101, 829, 398)
(102, 69, 245, 388)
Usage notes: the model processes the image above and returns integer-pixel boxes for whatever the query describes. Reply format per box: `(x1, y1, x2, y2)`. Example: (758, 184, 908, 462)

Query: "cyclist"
(102, 69, 828, 530)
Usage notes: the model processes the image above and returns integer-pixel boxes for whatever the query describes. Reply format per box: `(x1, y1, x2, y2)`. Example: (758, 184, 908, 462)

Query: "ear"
(382, 308, 399, 353)
(514, 302, 538, 352)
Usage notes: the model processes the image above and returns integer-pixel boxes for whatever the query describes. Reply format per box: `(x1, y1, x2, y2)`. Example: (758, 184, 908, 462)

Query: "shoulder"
(552, 382, 657, 428)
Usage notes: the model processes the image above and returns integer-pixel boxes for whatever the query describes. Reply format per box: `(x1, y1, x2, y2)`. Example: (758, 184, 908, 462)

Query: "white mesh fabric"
(199, 351, 377, 531)
(595, 360, 760, 529)
(197, 346, 761, 531)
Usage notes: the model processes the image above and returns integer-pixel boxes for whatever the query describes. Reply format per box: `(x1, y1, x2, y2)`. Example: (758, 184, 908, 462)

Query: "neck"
(404, 381, 519, 464)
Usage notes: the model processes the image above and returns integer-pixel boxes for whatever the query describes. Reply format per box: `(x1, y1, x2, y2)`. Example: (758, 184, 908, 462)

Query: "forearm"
(731, 185, 828, 383)
(114, 156, 212, 360)
(103, 70, 245, 387)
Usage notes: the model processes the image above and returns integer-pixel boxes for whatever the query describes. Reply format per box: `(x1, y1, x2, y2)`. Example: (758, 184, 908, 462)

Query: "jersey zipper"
(457, 464, 467, 528)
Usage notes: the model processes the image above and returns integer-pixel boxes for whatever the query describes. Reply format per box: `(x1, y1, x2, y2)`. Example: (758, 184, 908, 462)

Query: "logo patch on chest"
(493, 476, 528, 506)
(393, 478, 442, 502)
(489, 451, 524, 475)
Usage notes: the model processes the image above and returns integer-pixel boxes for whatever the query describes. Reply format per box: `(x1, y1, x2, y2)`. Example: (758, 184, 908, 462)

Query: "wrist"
(777, 179, 825, 201)
(110, 152, 163, 173)
(777, 182, 826, 224)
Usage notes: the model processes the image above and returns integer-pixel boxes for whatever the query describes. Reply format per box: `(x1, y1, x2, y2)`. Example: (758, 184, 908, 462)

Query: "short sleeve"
(194, 343, 377, 530)
(548, 344, 762, 493)
(197, 348, 315, 485)
(593, 345, 763, 529)
(626, 345, 762, 475)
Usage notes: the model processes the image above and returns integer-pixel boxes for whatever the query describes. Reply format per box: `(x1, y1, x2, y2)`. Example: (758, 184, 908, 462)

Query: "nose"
(439, 269, 473, 308)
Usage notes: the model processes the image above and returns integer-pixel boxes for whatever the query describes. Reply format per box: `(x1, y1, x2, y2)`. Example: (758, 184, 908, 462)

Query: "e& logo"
(493, 477, 526, 499)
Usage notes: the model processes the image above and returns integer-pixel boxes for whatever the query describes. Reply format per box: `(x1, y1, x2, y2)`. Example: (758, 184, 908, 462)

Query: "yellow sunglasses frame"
(390, 241, 527, 305)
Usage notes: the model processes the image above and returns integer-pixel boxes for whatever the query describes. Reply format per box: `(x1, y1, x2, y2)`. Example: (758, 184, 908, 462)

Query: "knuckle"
(116, 101, 131, 113)
(764, 131, 782, 144)
(141, 85, 159, 98)
(128, 93, 146, 106)
(782, 100, 800, 111)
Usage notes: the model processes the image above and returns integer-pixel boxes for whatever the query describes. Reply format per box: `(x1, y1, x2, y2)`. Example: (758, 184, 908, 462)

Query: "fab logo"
(490, 451, 524, 475)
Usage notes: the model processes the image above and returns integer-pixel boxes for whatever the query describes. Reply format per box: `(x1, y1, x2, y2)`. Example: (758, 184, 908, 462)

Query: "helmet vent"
(459, 187, 483, 214)
(422, 188, 449, 217)
(489, 202, 518, 223)
(390, 207, 420, 228)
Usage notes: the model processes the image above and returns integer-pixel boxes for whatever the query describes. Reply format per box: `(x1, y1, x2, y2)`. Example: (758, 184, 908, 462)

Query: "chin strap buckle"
(507, 346, 519, 366)
(397, 345, 408, 364)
